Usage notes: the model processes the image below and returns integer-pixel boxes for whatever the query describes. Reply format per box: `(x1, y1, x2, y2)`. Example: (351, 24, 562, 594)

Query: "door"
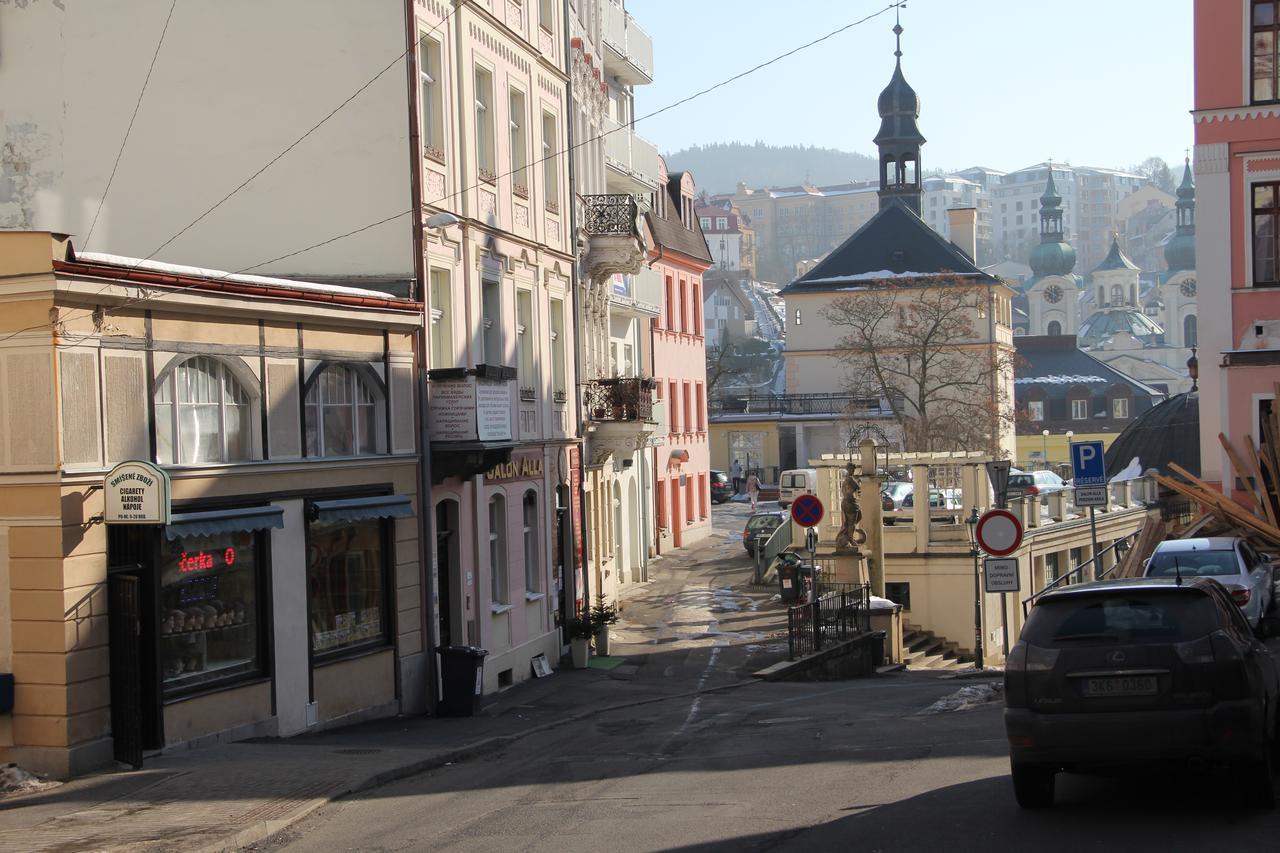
(670, 480, 682, 548)
(435, 500, 460, 649)
(108, 573, 144, 768)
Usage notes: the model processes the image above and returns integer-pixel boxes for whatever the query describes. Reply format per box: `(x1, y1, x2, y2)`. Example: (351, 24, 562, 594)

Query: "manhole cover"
(332, 748, 382, 755)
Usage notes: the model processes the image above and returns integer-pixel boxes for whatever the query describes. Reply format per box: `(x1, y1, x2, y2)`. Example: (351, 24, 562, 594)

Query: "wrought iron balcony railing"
(582, 377, 655, 422)
(709, 392, 890, 417)
(582, 194, 638, 237)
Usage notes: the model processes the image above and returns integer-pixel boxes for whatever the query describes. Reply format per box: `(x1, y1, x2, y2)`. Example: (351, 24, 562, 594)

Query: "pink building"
(1194, 1, 1280, 496)
(648, 162, 714, 551)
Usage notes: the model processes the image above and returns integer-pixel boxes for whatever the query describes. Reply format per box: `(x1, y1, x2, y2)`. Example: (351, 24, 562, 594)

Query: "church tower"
(1026, 165, 1079, 336)
(874, 22, 926, 214)
(1160, 158, 1198, 348)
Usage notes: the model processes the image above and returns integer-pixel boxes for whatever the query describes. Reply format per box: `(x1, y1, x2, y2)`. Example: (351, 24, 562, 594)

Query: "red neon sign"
(178, 548, 237, 573)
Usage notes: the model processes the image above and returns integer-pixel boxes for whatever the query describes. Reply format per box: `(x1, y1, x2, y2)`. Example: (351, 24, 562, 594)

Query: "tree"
(1132, 156, 1176, 195)
(705, 332, 776, 397)
(819, 276, 1015, 455)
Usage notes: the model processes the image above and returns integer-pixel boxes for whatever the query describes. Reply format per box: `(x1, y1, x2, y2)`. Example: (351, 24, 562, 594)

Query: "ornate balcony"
(582, 377, 657, 465)
(583, 193, 638, 236)
(581, 194, 647, 283)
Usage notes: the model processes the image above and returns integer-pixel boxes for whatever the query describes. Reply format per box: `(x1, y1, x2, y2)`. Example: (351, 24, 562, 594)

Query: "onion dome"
(874, 25, 925, 148)
(1164, 158, 1196, 272)
(1029, 165, 1076, 277)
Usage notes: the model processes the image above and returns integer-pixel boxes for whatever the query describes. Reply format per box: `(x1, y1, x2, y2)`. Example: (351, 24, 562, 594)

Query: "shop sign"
(485, 452, 545, 482)
(104, 460, 171, 525)
(429, 376, 512, 442)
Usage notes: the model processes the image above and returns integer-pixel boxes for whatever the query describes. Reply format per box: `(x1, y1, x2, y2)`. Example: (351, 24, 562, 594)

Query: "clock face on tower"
(1044, 284, 1064, 304)
(1180, 278, 1197, 298)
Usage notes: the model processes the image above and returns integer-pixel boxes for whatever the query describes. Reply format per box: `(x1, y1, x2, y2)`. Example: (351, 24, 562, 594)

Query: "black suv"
(710, 470, 734, 504)
(1005, 577, 1280, 809)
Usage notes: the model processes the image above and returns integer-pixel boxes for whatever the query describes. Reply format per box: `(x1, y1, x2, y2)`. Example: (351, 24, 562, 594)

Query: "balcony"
(581, 194, 647, 282)
(604, 117, 660, 193)
(582, 376, 657, 465)
(608, 266, 662, 316)
(602, 2, 653, 85)
(709, 392, 892, 418)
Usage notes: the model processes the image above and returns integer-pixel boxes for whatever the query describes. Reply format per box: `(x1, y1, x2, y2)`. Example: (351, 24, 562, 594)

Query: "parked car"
(778, 468, 817, 508)
(881, 482, 913, 512)
(1143, 537, 1276, 632)
(1005, 577, 1280, 809)
(1006, 469, 1067, 502)
(902, 488, 962, 510)
(742, 510, 788, 555)
(709, 470, 735, 504)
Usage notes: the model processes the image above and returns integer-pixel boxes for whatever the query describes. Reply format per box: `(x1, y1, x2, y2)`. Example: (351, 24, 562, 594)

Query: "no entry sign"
(790, 494, 824, 528)
(975, 509, 1023, 556)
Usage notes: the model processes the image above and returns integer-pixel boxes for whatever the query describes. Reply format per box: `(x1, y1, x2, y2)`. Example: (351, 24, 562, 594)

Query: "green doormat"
(587, 655, 624, 670)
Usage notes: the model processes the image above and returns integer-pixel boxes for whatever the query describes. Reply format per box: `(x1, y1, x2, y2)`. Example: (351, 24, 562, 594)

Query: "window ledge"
(491, 602, 514, 614)
(525, 591, 545, 602)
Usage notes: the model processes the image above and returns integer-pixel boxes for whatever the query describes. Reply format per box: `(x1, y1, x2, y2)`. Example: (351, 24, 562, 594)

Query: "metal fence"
(753, 519, 792, 584)
(786, 582, 871, 661)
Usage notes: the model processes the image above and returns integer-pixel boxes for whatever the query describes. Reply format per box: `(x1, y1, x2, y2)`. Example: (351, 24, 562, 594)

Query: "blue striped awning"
(165, 506, 285, 541)
(310, 495, 413, 524)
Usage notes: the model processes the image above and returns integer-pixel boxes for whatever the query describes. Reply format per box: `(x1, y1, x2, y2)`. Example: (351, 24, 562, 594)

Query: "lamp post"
(1041, 428, 1050, 467)
(966, 506, 984, 670)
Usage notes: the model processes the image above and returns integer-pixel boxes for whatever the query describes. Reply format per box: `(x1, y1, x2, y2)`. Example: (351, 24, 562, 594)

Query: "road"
(254, 503, 1280, 853)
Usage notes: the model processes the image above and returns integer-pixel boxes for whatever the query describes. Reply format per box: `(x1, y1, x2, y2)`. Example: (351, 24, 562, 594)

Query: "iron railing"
(582, 377, 655, 422)
(753, 519, 793, 584)
(787, 582, 871, 661)
(1020, 529, 1142, 617)
(710, 392, 889, 417)
(582, 194, 638, 236)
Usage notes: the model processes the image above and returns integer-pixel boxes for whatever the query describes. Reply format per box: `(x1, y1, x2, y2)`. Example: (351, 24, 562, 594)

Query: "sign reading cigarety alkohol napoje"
(104, 460, 172, 525)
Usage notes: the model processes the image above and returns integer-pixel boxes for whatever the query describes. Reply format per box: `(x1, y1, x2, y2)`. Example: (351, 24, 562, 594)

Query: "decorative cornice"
(1193, 105, 1280, 124)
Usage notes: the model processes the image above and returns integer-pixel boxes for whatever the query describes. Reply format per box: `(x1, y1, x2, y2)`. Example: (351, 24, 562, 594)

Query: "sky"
(625, 0, 1193, 174)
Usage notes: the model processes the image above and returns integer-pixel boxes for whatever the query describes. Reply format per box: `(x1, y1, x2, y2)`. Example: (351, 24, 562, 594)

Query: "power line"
(83, 0, 178, 250)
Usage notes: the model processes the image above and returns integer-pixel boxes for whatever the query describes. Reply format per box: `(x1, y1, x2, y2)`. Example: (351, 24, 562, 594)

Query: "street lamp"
(1041, 428, 1050, 466)
(965, 506, 984, 671)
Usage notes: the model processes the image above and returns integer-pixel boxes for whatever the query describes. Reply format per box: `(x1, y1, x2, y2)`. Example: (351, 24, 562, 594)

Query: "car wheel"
(1011, 762, 1055, 809)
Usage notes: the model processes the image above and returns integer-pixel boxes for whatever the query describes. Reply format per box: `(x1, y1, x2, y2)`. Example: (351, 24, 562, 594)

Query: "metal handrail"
(1020, 529, 1141, 617)
(753, 519, 792, 584)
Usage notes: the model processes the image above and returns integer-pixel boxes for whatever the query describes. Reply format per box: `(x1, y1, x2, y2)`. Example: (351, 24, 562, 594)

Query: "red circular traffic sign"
(975, 509, 1023, 556)
(790, 494, 824, 528)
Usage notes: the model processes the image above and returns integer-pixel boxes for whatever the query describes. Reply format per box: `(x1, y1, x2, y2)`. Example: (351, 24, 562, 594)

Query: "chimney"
(947, 207, 978, 262)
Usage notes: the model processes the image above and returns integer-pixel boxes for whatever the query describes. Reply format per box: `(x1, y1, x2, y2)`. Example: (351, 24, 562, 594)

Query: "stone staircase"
(902, 623, 973, 671)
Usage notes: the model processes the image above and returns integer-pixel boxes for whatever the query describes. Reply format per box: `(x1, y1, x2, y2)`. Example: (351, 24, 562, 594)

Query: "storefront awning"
(310, 495, 414, 524)
(165, 505, 285, 541)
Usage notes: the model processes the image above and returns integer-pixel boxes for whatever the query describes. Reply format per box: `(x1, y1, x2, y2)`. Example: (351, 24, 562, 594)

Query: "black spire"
(874, 17, 926, 214)
(1165, 157, 1196, 272)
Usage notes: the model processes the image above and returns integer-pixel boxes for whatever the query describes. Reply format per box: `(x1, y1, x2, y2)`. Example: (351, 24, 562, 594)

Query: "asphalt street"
(252, 502, 1280, 853)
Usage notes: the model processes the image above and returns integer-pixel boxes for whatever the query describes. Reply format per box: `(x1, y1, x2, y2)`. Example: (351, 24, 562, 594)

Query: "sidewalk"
(0, 664, 751, 853)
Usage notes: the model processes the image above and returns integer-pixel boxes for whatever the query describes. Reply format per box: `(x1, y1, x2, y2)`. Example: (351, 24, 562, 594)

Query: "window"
(1112, 397, 1130, 419)
(683, 382, 692, 434)
(1255, 1, 1280, 103)
(155, 356, 253, 465)
(1254, 182, 1279, 285)
(523, 490, 541, 593)
(679, 279, 689, 332)
(541, 112, 559, 212)
(550, 296, 567, 401)
(692, 284, 702, 332)
(669, 380, 679, 434)
(700, 217, 712, 229)
(1028, 400, 1045, 421)
(664, 276, 675, 329)
(1111, 284, 1124, 305)
(160, 528, 264, 697)
(794, 308, 802, 326)
(1046, 320, 1062, 336)
(1071, 398, 1088, 420)
(308, 516, 390, 656)
(475, 66, 495, 181)
(717, 217, 728, 230)
(539, 0, 554, 31)
(1184, 314, 1198, 347)
(696, 382, 705, 432)
(885, 581, 911, 611)
(482, 278, 503, 365)
(699, 473, 708, 519)
(509, 89, 528, 197)
(429, 268, 453, 368)
(305, 365, 382, 457)
(517, 289, 534, 397)
(418, 37, 444, 159)
(489, 494, 508, 606)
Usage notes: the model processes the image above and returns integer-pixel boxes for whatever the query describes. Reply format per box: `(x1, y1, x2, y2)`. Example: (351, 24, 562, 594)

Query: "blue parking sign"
(1070, 440, 1107, 487)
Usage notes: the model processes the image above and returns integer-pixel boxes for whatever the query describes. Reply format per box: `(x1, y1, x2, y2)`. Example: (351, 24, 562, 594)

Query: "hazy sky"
(626, 0, 1193, 174)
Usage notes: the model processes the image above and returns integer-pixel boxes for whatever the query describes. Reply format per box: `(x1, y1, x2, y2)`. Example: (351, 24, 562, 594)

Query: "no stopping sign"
(975, 509, 1023, 556)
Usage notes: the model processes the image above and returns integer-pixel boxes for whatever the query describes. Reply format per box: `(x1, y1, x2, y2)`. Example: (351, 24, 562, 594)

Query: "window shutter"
(59, 350, 101, 467)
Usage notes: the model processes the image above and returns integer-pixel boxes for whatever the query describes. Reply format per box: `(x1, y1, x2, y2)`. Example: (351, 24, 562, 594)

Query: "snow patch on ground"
(919, 683, 1002, 714)
(0, 764, 59, 796)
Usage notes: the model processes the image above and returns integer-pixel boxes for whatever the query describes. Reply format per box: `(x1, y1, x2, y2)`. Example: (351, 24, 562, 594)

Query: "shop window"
(523, 490, 541, 594)
(490, 494, 509, 606)
(304, 365, 385, 457)
(155, 356, 255, 465)
(307, 516, 391, 656)
(160, 528, 265, 697)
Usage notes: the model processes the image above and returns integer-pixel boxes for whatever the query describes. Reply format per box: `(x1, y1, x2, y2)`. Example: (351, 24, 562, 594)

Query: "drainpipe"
(564, 0, 590, 615)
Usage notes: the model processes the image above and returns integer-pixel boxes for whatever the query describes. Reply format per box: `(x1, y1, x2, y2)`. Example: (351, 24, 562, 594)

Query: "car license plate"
(1082, 676, 1158, 697)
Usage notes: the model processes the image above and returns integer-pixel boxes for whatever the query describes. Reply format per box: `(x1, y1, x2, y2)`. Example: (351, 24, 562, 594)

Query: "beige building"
(0, 233, 424, 777)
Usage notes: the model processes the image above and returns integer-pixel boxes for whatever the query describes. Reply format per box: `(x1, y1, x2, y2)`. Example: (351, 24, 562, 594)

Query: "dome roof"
(1164, 233, 1195, 272)
(873, 25, 925, 147)
(1092, 236, 1139, 273)
(1104, 391, 1199, 479)
(1030, 240, 1076, 277)
(1079, 308, 1164, 345)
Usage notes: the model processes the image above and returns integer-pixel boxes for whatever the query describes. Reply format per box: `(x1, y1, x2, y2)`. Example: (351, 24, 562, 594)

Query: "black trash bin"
(777, 557, 802, 602)
(438, 645, 488, 717)
(870, 630, 887, 667)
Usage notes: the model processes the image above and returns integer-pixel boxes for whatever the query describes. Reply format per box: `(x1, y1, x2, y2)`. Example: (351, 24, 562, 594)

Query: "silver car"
(1143, 537, 1276, 631)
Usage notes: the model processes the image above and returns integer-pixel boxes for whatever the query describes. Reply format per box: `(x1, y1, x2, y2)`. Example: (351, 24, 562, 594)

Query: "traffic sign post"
(984, 556, 1021, 657)
(974, 510, 1025, 665)
(1070, 440, 1106, 579)
(790, 494, 824, 528)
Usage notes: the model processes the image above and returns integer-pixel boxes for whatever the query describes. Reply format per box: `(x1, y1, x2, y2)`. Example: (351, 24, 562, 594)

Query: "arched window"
(1111, 284, 1124, 305)
(304, 365, 384, 457)
(523, 490, 540, 594)
(1047, 320, 1062, 336)
(1184, 314, 1198, 348)
(154, 356, 255, 464)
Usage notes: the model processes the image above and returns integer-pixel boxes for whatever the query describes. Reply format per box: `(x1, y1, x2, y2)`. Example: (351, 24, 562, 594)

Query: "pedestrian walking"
(730, 459, 743, 494)
(746, 471, 761, 510)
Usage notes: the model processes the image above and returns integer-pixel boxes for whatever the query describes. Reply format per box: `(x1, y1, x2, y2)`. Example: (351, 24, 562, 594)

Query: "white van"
(778, 468, 817, 508)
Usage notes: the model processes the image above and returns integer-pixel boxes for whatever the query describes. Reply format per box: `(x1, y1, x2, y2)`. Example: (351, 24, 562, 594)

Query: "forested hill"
(664, 142, 879, 195)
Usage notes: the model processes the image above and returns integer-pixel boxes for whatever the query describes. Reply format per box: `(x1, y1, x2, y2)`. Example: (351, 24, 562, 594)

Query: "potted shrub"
(567, 611, 594, 668)
(590, 594, 620, 657)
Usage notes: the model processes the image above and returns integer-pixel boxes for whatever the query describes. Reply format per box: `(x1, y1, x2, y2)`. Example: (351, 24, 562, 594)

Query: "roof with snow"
(780, 201, 995, 295)
(1015, 335, 1164, 399)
